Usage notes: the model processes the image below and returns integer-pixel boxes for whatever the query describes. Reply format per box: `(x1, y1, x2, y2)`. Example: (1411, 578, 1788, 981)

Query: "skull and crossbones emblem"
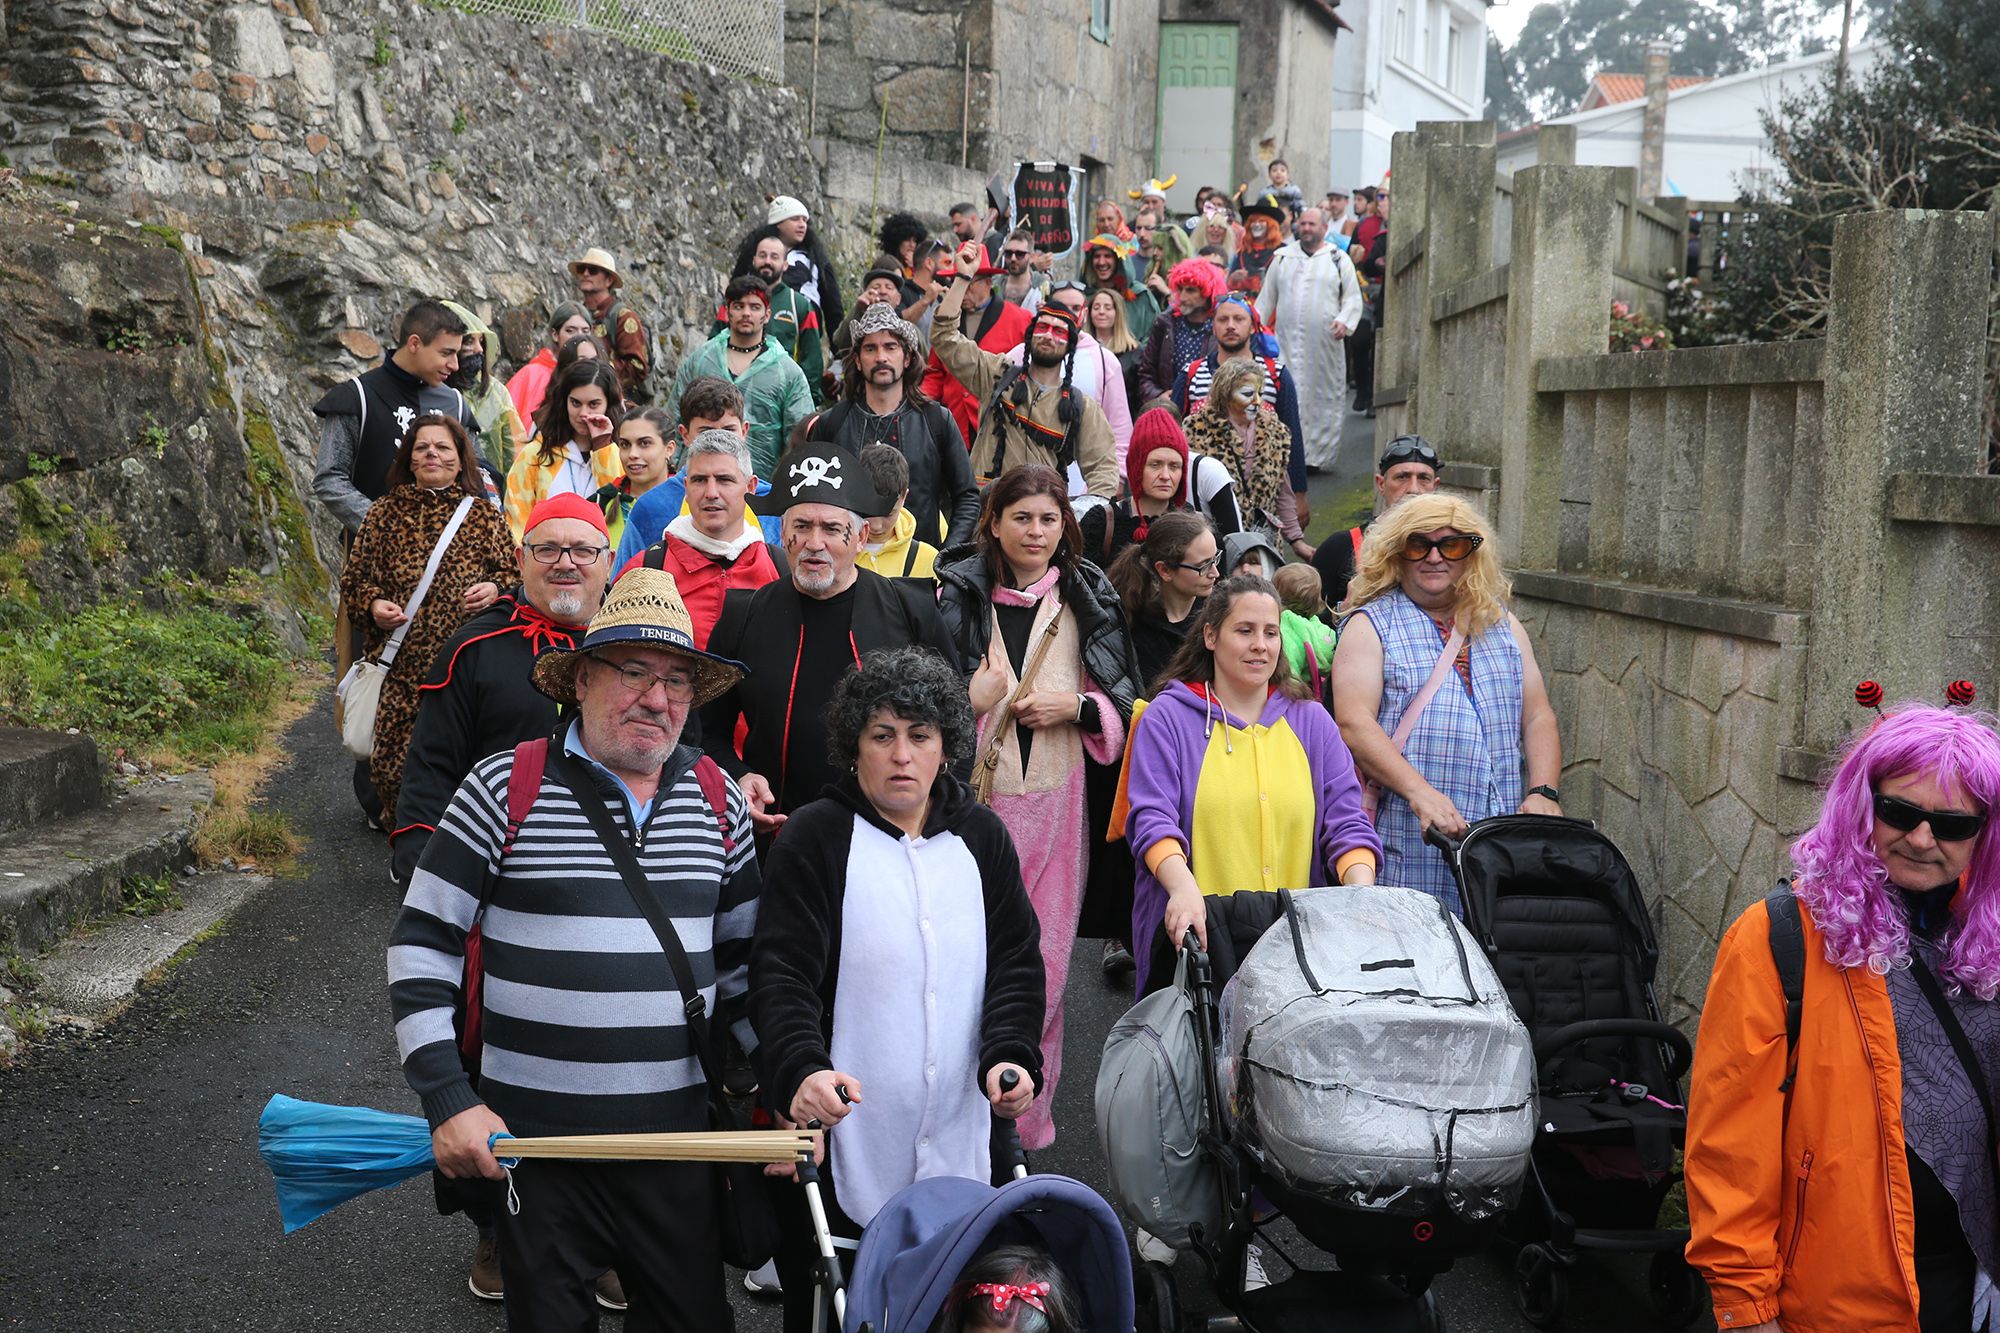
(790, 454, 842, 490)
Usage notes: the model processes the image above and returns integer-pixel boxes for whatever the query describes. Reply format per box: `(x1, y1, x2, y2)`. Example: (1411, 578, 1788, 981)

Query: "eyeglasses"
(1873, 793, 1987, 842)
(1379, 435, 1441, 471)
(1174, 555, 1222, 575)
(591, 654, 695, 702)
(1400, 533, 1483, 562)
(525, 542, 611, 565)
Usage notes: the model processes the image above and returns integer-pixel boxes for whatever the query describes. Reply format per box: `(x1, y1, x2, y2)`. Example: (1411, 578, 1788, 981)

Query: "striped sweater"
(388, 741, 760, 1136)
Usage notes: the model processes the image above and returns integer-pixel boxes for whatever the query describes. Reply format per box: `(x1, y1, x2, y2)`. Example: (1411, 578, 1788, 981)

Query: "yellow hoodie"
(855, 507, 939, 581)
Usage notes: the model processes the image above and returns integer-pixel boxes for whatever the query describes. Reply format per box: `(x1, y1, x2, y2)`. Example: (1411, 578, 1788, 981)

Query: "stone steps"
(0, 773, 215, 960)
(0, 726, 105, 841)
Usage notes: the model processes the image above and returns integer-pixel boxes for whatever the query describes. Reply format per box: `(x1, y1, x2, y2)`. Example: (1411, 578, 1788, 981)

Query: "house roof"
(1578, 72, 1712, 111)
(1298, 0, 1352, 33)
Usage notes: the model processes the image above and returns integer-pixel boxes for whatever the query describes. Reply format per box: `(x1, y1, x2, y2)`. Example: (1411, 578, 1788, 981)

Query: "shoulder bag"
(971, 600, 1063, 805)
(337, 497, 475, 760)
(1359, 624, 1465, 820)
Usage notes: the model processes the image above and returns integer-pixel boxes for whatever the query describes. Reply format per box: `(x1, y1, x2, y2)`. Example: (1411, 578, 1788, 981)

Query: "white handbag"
(337, 498, 475, 761)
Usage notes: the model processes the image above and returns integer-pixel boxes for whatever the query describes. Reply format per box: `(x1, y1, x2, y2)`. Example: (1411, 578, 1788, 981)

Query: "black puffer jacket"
(806, 399, 981, 548)
(934, 548, 1141, 727)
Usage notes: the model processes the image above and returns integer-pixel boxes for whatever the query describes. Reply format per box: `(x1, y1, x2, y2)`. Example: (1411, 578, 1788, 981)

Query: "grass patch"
(119, 871, 184, 919)
(182, 665, 322, 873)
(144, 918, 230, 986)
(0, 579, 291, 762)
(2, 1003, 49, 1043)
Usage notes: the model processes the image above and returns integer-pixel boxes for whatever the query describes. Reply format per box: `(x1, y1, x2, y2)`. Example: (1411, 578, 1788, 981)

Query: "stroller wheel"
(1513, 1243, 1567, 1329)
(1647, 1249, 1706, 1326)
(1141, 1263, 1185, 1333)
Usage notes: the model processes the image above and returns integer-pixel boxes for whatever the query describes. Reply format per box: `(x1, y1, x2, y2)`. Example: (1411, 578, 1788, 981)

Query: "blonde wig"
(1347, 493, 1512, 639)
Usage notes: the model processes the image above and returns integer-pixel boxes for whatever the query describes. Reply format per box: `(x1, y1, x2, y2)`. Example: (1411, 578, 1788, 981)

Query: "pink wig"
(1791, 704, 2000, 996)
(1166, 257, 1227, 315)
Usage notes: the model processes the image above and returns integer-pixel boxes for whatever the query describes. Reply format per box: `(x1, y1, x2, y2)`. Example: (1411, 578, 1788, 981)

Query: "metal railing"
(445, 0, 784, 82)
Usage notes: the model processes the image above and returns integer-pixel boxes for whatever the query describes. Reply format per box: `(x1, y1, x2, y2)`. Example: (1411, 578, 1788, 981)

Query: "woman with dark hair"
(1084, 234, 1161, 344)
(441, 301, 524, 476)
(935, 465, 1140, 1150)
(1125, 574, 1380, 992)
(877, 210, 930, 279)
(1108, 510, 1217, 693)
(505, 301, 591, 429)
(751, 646, 1045, 1331)
(504, 358, 623, 540)
(336, 413, 516, 825)
(588, 405, 675, 550)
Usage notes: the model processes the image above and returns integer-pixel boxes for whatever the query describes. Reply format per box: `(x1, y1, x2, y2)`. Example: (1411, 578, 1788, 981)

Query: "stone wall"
(1378, 120, 2000, 1032)
(0, 0, 821, 578)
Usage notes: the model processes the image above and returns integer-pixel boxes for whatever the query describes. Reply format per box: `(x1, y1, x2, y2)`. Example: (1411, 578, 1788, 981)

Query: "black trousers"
(496, 1159, 733, 1333)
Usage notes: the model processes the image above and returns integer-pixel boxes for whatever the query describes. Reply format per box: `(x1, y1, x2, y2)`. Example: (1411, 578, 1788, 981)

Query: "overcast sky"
(1483, 1, 1861, 53)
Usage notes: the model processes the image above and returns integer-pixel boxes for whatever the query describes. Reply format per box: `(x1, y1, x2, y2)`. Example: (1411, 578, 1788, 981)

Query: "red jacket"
(615, 533, 780, 648)
(923, 298, 1033, 448)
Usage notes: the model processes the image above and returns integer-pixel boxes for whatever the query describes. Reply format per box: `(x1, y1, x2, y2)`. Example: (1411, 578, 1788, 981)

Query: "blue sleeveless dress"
(1355, 588, 1525, 914)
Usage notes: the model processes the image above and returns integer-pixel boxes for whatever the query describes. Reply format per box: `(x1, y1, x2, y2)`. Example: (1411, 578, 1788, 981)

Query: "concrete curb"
(0, 774, 216, 958)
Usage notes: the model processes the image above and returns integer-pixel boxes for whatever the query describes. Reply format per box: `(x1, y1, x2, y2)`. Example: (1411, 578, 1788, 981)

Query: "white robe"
(1256, 242, 1364, 469)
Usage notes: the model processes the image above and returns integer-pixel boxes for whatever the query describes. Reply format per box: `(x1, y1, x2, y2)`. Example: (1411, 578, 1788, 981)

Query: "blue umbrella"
(258, 1094, 448, 1233)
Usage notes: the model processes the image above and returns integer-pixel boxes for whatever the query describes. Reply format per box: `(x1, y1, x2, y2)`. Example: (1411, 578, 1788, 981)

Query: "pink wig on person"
(1790, 704, 2000, 997)
(1166, 257, 1228, 315)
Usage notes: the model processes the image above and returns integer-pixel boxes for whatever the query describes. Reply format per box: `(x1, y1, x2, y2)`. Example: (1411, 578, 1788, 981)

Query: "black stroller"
(1131, 888, 1534, 1333)
(1428, 816, 1705, 1327)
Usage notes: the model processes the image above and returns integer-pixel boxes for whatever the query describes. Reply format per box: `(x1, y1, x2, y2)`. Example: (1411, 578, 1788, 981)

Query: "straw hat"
(531, 568, 743, 707)
(568, 247, 624, 289)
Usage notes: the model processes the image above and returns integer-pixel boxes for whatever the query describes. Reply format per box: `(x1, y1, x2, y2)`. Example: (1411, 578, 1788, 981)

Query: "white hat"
(767, 195, 809, 226)
(568, 247, 623, 289)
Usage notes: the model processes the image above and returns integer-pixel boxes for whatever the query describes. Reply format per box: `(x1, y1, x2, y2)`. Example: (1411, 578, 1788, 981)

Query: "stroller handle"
(1423, 826, 1463, 858)
(1534, 1019, 1694, 1080)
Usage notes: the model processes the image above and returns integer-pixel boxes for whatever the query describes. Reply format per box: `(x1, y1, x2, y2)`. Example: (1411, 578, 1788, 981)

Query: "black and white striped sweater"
(388, 741, 759, 1136)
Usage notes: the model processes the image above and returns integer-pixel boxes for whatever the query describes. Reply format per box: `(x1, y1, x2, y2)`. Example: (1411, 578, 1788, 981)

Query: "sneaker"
(594, 1270, 627, 1312)
(467, 1235, 504, 1302)
(1134, 1227, 1177, 1266)
(1243, 1242, 1272, 1293)
(1100, 938, 1134, 980)
(742, 1259, 783, 1295)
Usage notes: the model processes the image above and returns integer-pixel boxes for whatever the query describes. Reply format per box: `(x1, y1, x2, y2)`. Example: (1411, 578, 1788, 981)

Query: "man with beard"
(699, 442, 956, 829)
(919, 251, 1031, 452)
(616, 429, 783, 646)
(733, 196, 846, 340)
(810, 303, 980, 547)
(386, 491, 617, 1308)
(668, 274, 812, 478)
(996, 227, 1049, 316)
(570, 247, 651, 404)
(933, 239, 1118, 501)
(1136, 256, 1227, 412)
(948, 200, 984, 247)
(716, 235, 824, 403)
(390, 567, 757, 1332)
(1257, 205, 1364, 474)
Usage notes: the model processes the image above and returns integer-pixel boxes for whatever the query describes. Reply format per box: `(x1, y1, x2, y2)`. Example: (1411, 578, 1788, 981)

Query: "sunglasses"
(1400, 533, 1483, 562)
(1873, 793, 1987, 842)
(1379, 435, 1440, 471)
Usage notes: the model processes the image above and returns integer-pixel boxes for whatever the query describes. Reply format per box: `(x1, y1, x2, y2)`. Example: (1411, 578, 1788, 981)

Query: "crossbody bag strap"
(547, 748, 724, 1091)
(1359, 625, 1465, 819)
(1906, 950, 1998, 1160)
(379, 497, 476, 668)
(972, 599, 1063, 800)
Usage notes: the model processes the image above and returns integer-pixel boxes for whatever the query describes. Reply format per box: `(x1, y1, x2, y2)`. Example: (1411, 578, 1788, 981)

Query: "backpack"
(1094, 947, 1224, 1252)
(642, 534, 788, 580)
(457, 736, 736, 1062)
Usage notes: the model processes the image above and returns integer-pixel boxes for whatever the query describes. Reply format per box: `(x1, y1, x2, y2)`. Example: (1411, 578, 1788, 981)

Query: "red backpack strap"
(503, 737, 549, 857)
(1349, 525, 1365, 560)
(693, 755, 736, 855)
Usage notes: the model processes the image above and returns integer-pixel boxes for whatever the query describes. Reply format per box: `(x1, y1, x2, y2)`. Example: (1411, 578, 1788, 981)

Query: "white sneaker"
(1243, 1242, 1272, 1292)
(1134, 1227, 1177, 1266)
(742, 1259, 782, 1295)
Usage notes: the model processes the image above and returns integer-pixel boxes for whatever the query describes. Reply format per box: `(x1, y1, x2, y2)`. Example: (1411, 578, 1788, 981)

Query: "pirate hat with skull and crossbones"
(762, 440, 895, 518)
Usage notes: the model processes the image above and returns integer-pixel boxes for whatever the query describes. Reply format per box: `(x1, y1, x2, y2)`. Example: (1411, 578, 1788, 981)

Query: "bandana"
(523, 490, 610, 539)
(968, 1281, 1050, 1314)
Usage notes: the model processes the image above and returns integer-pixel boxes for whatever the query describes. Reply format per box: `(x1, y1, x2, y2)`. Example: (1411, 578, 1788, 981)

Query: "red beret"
(523, 491, 609, 538)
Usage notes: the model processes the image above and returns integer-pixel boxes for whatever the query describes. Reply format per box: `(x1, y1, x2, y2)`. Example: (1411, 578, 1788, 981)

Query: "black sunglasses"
(1401, 533, 1483, 562)
(1874, 793, 1987, 842)
(1379, 435, 1440, 471)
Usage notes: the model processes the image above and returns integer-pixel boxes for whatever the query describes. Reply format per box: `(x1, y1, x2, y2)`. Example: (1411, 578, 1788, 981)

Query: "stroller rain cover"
(1218, 885, 1536, 1221)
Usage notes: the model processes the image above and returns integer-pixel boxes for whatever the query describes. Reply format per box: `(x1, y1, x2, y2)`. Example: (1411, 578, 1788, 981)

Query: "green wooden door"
(1156, 23, 1238, 213)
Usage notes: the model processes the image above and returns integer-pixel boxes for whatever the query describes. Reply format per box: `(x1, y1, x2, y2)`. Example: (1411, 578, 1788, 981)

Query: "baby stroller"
(797, 1074, 1138, 1331)
(1427, 816, 1704, 1328)
(1104, 886, 1537, 1332)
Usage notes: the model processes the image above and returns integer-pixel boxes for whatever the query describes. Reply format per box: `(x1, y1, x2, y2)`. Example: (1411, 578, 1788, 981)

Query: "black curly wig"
(876, 211, 930, 263)
(826, 646, 976, 768)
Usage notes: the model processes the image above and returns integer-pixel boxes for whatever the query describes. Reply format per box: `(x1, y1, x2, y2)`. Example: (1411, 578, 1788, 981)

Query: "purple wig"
(1791, 704, 2000, 996)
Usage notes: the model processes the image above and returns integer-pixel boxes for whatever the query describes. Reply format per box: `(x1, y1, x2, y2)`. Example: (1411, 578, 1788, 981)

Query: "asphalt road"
(0, 403, 1709, 1331)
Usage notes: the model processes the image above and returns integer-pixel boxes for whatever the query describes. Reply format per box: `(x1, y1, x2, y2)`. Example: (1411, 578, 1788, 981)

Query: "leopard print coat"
(338, 485, 517, 822)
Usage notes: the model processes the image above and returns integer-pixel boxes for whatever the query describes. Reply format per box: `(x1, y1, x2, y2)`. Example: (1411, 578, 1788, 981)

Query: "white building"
(1328, 0, 1492, 192)
(1493, 42, 1886, 200)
